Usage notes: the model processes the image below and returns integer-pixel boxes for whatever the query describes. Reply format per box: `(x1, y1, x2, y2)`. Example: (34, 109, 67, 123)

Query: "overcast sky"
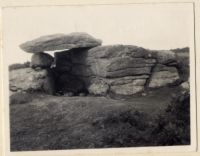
(2, 3, 194, 65)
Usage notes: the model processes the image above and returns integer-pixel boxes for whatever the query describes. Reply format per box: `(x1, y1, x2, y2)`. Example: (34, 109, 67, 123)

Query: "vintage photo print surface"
(1, 2, 197, 155)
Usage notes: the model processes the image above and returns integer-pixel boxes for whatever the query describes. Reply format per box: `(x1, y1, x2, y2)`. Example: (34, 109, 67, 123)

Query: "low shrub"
(9, 62, 30, 71)
(152, 91, 190, 145)
(92, 109, 153, 147)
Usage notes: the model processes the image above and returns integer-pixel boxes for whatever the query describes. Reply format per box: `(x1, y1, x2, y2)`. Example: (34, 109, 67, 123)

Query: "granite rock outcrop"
(9, 32, 189, 97)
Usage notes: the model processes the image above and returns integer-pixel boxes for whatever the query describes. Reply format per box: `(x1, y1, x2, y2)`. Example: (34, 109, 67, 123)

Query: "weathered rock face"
(31, 52, 54, 68)
(88, 79, 109, 95)
(85, 45, 151, 58)
(19, 32, 102, 53)
(70, 45, 156, 77)
(110, 79, 146, 95)
(71, 58, 155, 78)
(149, 64, 180, 88)
(68, 45, 181, 96)
(9, 68, 55, 94)
(86, 75, 149, 96)
(152, 50, 176, 65)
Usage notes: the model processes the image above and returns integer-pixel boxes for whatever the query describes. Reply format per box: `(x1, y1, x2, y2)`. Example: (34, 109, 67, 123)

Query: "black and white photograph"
(1, 1, 197, 155)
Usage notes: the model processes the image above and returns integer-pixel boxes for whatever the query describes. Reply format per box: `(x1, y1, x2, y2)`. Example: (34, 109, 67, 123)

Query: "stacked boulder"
(10, 32, 188, 97)
(9, 52, 55, 94)
(9, 67, 55, 94)
(10, 32, 102, 95)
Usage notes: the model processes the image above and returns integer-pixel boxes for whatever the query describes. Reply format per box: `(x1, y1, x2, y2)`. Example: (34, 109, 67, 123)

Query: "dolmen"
(9, 32, 189, 97)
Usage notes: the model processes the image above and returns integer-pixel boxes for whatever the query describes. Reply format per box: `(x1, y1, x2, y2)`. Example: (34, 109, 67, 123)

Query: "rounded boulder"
(31, 52, 54, 68)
